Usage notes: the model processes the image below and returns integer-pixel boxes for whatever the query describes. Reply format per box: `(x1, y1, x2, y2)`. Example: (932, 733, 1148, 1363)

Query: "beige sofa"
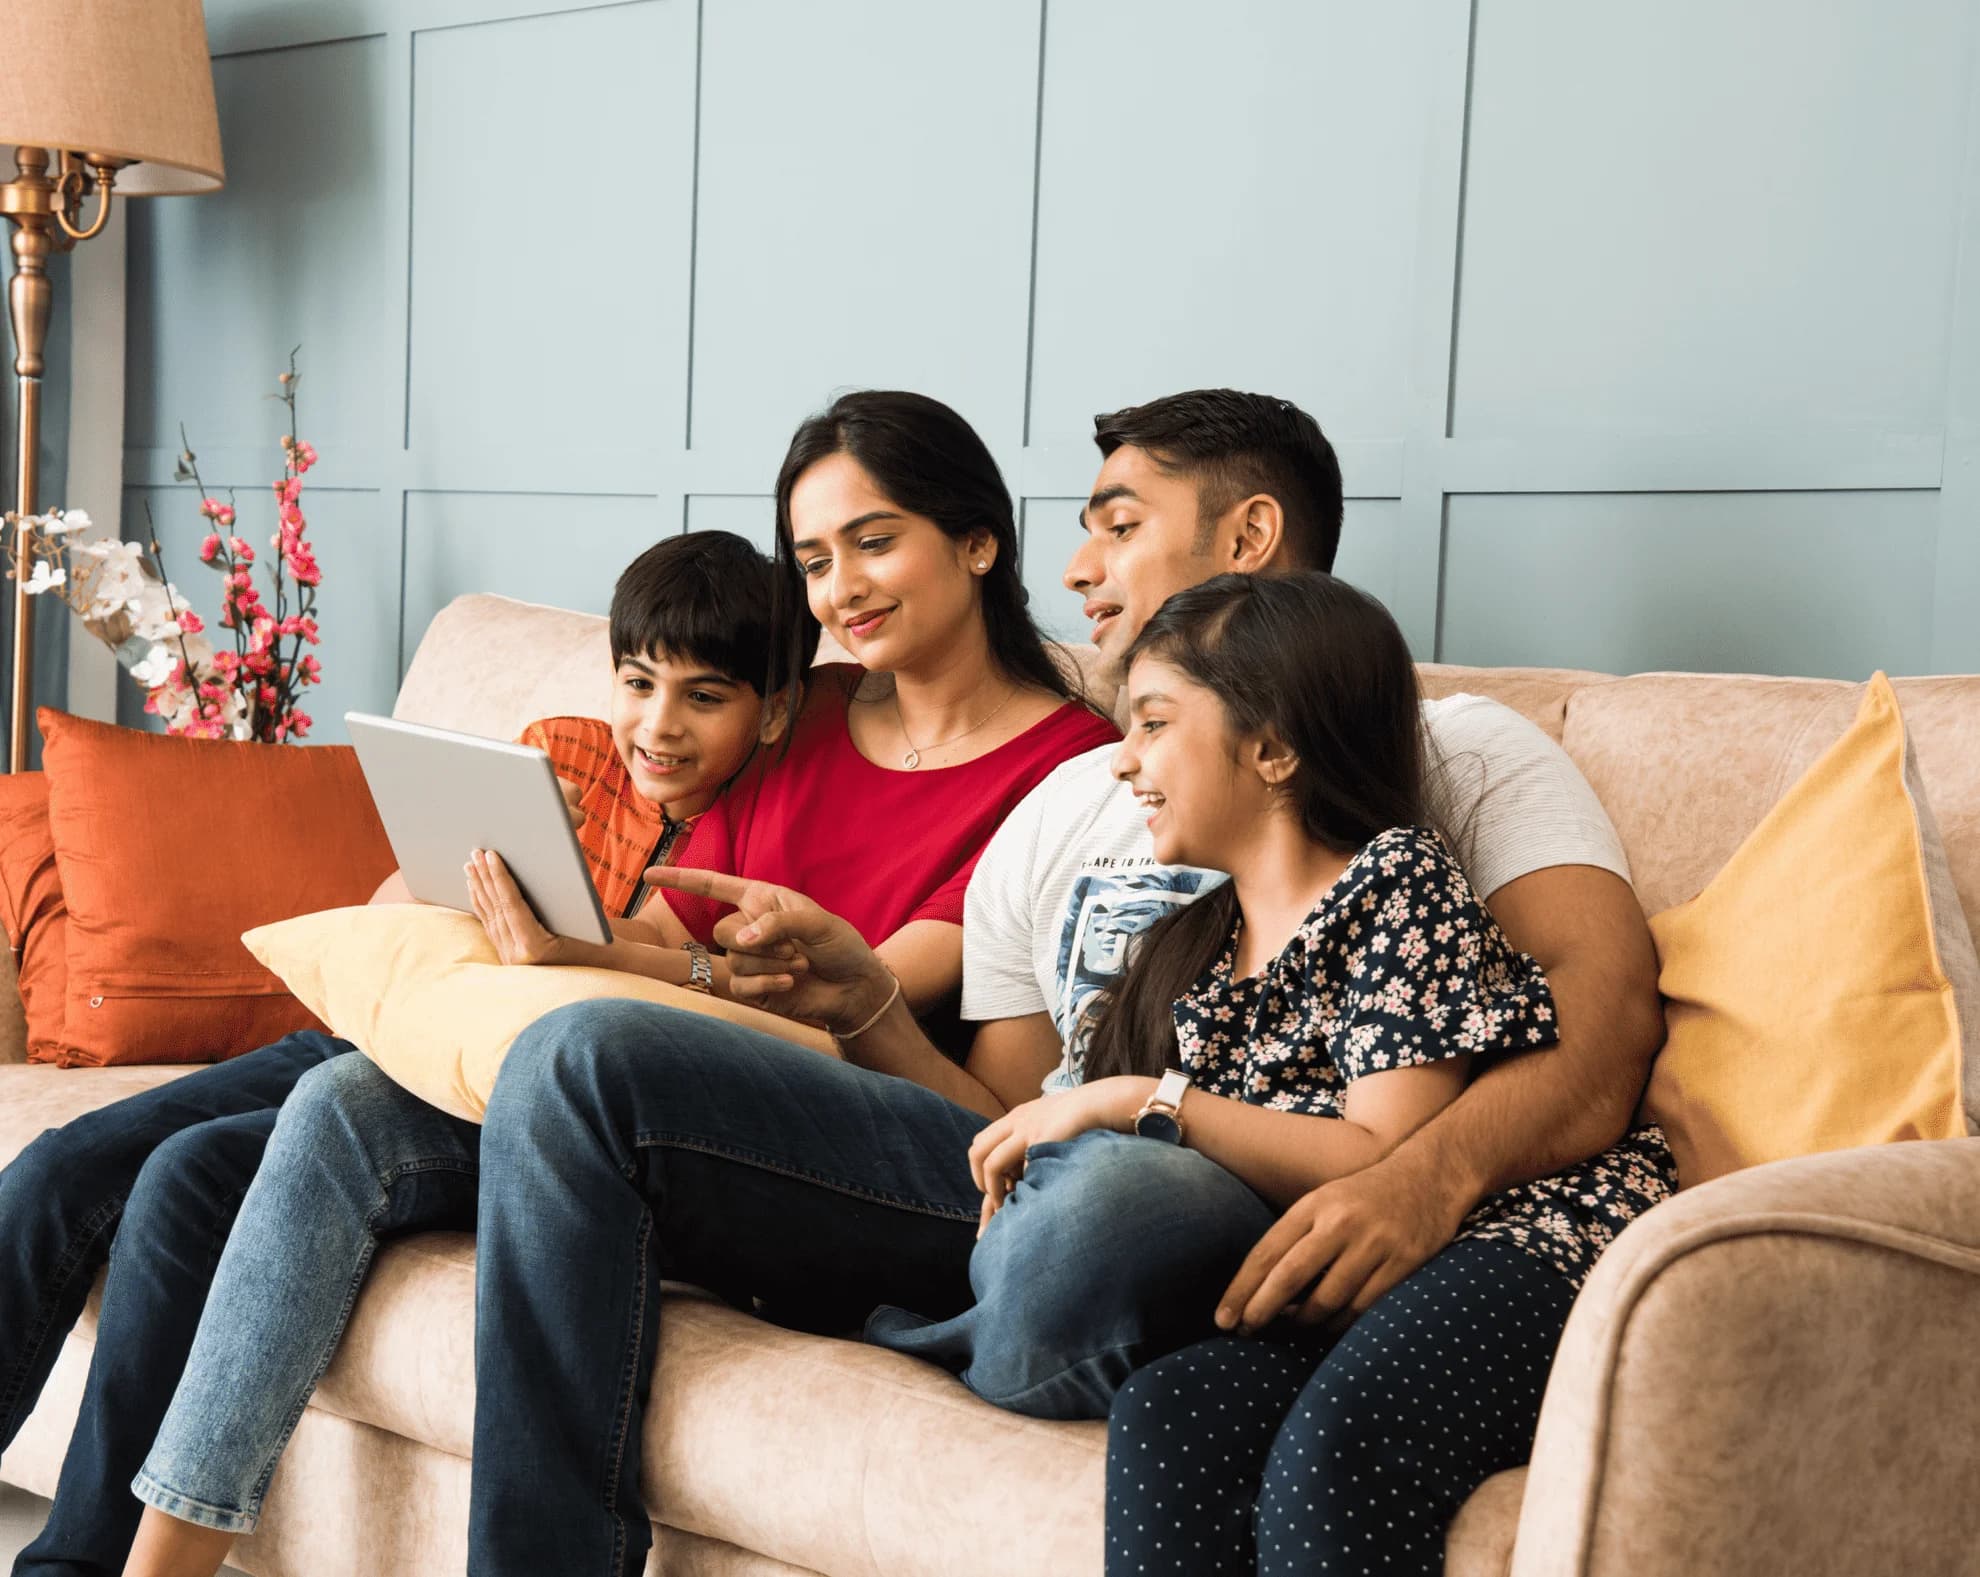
(2, 593, 1977, 1576)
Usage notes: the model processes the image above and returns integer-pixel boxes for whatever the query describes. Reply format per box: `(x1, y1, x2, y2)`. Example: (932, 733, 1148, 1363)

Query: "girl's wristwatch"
(1132, 1069, 1192, 1144)
(681, 941, 714, 994)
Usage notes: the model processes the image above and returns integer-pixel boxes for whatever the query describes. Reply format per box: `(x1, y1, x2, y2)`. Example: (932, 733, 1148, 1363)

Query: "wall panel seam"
(1019, 0, 1050, 448)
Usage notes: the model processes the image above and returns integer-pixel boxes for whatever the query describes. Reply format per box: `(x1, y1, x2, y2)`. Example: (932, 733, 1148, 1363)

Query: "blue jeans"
(133, 1054, 482, 1533)
(0, 1032, 349, 1577)
(864, 1129, 1280, 1419)
(466, 1000, 996, 1576)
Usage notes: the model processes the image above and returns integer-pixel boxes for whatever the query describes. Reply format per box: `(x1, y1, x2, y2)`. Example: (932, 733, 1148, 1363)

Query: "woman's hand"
(644, 867, 894, 1033)
(968, 1077, 1152, 1236)
(465, 849, 564, 967)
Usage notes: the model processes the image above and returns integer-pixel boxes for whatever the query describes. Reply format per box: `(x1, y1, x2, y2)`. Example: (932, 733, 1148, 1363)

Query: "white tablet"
(345, 712, 613, 945)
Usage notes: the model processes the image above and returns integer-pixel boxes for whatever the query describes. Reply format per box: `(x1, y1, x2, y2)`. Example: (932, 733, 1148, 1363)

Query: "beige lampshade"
(0, 0, 224, 196)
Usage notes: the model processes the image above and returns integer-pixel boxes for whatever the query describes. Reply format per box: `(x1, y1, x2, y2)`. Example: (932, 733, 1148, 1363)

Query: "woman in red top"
(469, 389, 1116, 1019)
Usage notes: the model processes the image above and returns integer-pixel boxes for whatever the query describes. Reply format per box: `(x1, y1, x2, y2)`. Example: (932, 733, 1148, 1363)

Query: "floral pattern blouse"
(1169, 824, 1676, 1292)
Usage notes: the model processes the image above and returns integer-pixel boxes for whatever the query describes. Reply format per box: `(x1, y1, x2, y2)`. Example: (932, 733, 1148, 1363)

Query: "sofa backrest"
(1422, 662, 1980, 939)
(392, 593, 1111, 737)
(402, 596, 1980, 939)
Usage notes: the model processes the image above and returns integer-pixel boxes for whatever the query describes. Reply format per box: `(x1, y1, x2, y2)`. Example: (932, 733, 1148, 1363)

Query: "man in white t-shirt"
(943, 392, 1659, 1329)
(462, 390, 1664, 1570)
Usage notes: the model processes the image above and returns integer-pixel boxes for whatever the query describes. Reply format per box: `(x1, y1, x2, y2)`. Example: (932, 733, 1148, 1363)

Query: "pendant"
(902, 749, 921, 769)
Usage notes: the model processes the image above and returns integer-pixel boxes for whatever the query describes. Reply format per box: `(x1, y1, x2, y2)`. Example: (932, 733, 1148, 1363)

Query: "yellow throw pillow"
(1644, 673, 1980, 1187)
(244, 905, 837, 1123)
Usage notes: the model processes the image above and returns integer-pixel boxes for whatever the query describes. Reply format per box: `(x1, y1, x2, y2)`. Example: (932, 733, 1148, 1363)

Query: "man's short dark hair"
(1091, 390, 1344, 572)
(609, 530, 813, 695)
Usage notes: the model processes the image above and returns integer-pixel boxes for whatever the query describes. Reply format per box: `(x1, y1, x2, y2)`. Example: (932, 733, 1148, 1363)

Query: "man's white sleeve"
(1429, 697, 1632, 902)
(961, 779, 1053, 1023)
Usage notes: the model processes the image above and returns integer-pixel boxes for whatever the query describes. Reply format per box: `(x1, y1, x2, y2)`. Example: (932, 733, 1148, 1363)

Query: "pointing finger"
(644, 866, 753, 905)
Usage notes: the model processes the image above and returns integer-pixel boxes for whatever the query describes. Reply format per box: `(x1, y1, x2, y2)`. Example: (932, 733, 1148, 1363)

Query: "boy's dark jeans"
(0, 1031, 350, 1577)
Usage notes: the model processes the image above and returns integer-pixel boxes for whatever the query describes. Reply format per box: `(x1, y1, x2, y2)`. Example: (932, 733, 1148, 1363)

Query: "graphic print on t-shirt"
(1051, 858, 1229, 1080)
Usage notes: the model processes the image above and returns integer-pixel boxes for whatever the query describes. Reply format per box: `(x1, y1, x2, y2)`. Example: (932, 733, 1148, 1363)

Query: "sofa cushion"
(245, 904, 832, 1123)
(1643, 675, 1978, 1185)
(313, 1229, 1108, 1574)
(303, 1220, 1528, 1576)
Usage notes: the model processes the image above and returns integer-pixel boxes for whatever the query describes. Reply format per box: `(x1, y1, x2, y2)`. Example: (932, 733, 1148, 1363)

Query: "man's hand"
(1215, 1143, 1471, 1335)
(644, 866, 893, 1035)
(465, 850, 563, 966)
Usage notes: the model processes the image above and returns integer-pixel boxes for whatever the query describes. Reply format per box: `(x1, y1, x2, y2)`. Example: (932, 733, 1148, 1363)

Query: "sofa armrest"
(0, 945, 25, 1063)
(1510, 1138, 1980, 1577)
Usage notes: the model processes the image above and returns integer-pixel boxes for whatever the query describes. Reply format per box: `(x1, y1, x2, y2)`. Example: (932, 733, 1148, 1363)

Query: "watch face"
(1133, 1109, 1183, 1145)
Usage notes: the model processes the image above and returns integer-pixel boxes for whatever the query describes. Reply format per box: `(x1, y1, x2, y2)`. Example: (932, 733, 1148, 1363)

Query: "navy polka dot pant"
(1104, 1236, 1578, 1575)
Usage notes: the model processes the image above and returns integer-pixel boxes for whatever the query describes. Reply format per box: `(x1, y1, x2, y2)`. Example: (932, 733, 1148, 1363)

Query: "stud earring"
(976, 561, 987, 571)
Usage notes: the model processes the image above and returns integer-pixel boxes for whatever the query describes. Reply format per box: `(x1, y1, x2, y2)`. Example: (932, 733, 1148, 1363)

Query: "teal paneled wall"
(121, 0, 1980, 742)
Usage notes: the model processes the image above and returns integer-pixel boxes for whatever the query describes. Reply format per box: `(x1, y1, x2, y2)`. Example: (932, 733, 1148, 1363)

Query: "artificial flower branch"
(3, 351, 325, 742)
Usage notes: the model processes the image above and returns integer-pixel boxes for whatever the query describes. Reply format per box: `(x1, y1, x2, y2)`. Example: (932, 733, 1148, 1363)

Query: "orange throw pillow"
(0, 774, 69, 1062)
(38, 709, 398, 1066)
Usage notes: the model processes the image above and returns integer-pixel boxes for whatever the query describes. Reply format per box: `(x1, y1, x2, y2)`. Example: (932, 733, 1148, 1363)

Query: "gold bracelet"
(834, 974, 902, 1043)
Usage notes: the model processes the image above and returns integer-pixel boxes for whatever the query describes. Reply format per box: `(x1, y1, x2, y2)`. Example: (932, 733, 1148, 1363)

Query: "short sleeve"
(907, 858, 973, 930)
(1422, 696, 1631, 899)
(959, 780, 1054, 1022)
(517, 716, 612, 795)
(1328, 829, 1562, 1086)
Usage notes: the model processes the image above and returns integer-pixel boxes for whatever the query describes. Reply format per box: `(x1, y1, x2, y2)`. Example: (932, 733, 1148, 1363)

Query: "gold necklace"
(895, 684, 1020, 769)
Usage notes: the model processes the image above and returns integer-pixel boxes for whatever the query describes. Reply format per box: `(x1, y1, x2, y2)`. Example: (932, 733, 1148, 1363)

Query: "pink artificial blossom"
(120, 356, 329, 744)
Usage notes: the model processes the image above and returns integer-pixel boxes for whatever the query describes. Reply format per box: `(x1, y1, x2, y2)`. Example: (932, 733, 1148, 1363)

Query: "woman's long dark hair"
(1081, 572, 1427, 1082)
(768, 391, 1084, 726)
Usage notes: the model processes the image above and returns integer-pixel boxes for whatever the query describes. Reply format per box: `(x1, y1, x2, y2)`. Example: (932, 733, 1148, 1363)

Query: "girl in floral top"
(889, 570, 1675, 1577)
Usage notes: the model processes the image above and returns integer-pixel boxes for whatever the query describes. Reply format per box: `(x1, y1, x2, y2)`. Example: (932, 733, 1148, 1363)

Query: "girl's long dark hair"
(768, 391, 1084, 725)
(1081, 572, 1427, 1083)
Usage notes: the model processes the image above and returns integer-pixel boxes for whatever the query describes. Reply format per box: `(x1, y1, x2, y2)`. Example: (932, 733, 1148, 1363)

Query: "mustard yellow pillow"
(243, 905, 835, 1123)
(1644, 673, 1980, 1187)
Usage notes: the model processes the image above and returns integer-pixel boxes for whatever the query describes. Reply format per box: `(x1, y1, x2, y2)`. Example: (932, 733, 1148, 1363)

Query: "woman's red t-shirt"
(663, 666, 1119, 946)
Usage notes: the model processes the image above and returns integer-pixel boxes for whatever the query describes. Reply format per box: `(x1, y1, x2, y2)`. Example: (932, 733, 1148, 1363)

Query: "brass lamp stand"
(1, 0, 225, 770)
(4, 147, 121, 771)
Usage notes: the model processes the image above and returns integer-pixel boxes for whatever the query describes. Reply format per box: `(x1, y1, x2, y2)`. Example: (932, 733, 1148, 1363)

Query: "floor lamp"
(1, 1, 224, 771)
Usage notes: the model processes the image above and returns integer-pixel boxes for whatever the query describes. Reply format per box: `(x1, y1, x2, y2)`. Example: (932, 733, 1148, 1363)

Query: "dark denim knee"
(0, 1124, 116, 1231)
(115, 1121, 266, 1281)
(488, 999, 704, 1139)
